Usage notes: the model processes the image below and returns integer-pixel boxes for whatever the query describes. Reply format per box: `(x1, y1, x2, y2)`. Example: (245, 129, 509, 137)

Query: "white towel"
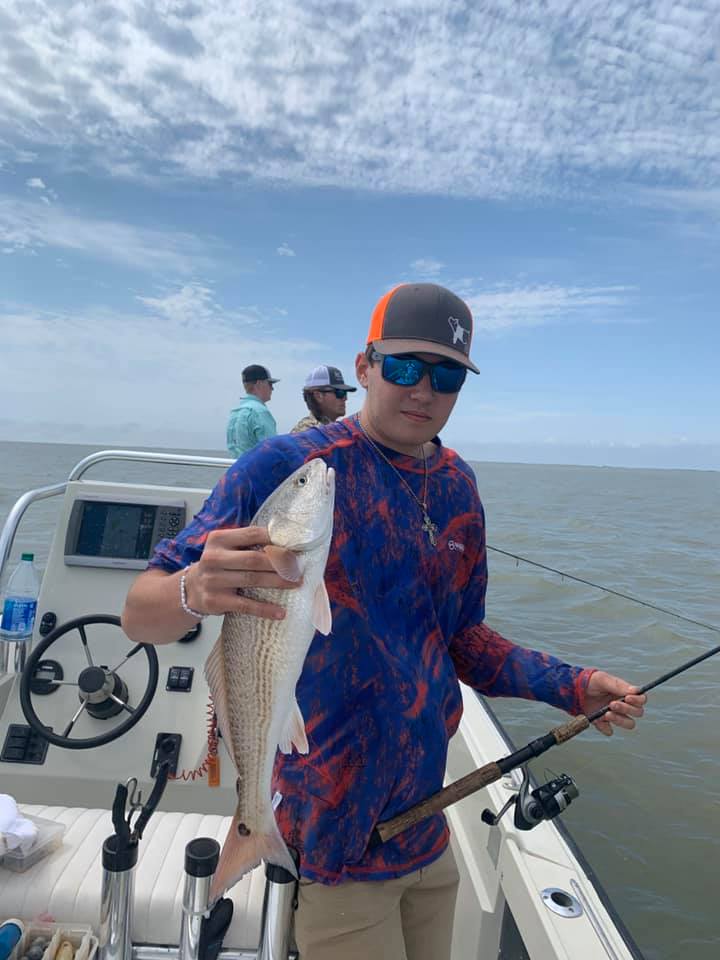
(0, 793, 38, 856)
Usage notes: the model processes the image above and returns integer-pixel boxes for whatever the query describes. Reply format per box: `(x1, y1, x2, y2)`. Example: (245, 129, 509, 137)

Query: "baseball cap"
(366, 283, 479, 373)
(304, 365, 357, 391)
(242, 364, 280, 384)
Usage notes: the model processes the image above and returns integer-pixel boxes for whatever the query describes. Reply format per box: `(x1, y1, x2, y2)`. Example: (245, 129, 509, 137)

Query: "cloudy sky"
(1, 0, 718, 468)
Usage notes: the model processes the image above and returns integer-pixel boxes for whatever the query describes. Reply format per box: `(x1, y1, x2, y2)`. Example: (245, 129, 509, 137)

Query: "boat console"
(0, 451, 644, 960)
(1, 478, 234, 807)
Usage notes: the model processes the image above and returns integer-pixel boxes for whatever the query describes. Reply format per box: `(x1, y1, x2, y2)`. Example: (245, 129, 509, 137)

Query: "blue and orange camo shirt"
(150, 417, 594, 884)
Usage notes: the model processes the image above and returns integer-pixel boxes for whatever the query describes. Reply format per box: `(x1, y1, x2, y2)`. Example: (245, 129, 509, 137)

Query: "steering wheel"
(20, 614, 159, 750)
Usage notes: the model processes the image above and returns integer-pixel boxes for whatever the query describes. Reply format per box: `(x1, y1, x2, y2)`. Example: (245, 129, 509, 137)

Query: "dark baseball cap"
(366, 283, 479, 373)
(242, 364, 280, 384)
(304, 365, 357, 391)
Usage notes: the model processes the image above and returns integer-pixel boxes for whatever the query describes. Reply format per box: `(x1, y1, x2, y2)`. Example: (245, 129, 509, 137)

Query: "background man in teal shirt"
(226, 364, 279, 457)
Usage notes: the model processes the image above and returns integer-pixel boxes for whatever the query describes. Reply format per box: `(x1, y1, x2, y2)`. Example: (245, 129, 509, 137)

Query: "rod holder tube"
(178, 838, 221, 960)
(99, 835, 138, 960)
(258, 849, 299, 960)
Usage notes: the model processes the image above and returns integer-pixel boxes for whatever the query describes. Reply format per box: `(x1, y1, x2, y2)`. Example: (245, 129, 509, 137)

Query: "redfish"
(206, 459, 335, 898)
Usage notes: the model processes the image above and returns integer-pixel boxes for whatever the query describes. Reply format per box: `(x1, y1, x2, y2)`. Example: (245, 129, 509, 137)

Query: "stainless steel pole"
(178, 838, 221, 960)
(258, 850, 299, 960)
(99, 835, 138, 960)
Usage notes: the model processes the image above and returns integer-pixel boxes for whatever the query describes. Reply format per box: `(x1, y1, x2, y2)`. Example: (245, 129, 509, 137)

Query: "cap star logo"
(448, 316, 469, 346)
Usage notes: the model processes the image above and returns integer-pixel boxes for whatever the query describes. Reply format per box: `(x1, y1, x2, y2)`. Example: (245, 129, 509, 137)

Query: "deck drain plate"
(541, 887, 583, 918)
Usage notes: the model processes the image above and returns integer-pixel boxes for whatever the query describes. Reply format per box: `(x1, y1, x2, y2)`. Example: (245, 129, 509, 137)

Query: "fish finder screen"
(75, 502, 156, 560)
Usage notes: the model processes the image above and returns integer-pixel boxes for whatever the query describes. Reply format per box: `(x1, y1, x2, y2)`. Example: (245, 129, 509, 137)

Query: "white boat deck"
(0, 450, 644, 959)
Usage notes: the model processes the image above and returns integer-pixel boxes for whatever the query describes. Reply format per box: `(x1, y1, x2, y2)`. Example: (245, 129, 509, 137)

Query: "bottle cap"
(21, 553, 34, 561)
(0, 918, 25, 955)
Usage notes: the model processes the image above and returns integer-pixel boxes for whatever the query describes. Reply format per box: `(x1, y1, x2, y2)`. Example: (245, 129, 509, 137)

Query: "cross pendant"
(422, 512, 439, 546)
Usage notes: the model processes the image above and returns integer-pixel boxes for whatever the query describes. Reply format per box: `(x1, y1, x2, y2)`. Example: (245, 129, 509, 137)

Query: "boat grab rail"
(68, 449, 234, 482)
(0, 482, 67, 584)
(0, 450, 234, 585)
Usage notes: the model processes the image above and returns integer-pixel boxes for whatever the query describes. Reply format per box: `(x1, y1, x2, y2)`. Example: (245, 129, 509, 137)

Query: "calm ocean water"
(1, 439, 718, 959)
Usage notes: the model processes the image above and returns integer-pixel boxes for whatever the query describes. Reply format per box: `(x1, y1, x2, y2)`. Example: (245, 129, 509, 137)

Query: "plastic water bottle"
(0, 552, 40, 642)
(0, 919, 24, 960)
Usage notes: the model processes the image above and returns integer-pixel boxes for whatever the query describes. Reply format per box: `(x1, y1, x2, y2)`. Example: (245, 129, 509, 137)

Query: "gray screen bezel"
(64, 494, 187, 570)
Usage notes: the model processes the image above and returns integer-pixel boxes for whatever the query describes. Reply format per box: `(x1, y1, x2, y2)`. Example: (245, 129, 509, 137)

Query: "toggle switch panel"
(151, 731, 182, 778)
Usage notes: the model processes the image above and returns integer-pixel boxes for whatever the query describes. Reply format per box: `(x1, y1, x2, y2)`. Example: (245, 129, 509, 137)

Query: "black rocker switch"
(151, 732, 182, 778)
(166, 666, 194, 691)
(1, 724, 50, 765)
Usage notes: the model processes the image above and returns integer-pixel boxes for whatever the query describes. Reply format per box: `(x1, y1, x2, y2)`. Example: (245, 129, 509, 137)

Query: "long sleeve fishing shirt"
(150, 418, 594, 884)
(226, 394, 277, 457)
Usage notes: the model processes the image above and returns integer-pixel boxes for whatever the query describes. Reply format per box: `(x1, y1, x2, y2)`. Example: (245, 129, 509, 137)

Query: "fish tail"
(210, 811, 298, 900)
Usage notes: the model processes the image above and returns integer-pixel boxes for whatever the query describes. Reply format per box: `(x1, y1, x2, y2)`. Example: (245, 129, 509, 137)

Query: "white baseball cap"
(303, 365, 357, 391)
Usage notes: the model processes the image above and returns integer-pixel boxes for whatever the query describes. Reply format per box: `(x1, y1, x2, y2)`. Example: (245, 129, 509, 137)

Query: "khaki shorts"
(294, 846, 460, 960)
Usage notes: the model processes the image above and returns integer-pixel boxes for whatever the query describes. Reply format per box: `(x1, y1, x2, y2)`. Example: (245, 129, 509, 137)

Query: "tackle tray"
(1, 814, 66, 872)
(9, 922, 98, 960)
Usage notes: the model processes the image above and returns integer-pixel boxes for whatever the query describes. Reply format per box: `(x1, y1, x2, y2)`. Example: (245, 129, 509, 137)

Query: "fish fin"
(278, 697, 309, 755)
(312, 579, 332, 635)
(204, 634, 236, 760)
(210, 811, 297, 901)
(263, 544, 302, 582)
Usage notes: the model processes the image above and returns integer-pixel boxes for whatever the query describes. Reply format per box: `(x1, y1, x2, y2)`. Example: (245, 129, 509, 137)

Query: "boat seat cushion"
(0, 805, 267, 949)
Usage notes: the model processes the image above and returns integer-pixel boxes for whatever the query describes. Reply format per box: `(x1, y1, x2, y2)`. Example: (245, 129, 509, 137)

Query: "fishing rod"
(370, 640, 720, 847)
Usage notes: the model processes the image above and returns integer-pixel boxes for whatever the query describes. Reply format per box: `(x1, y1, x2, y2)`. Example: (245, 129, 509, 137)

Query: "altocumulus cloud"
(0, 1, 717, 199)
(137, 282, 271, 328)
(464, 284, 635, 332)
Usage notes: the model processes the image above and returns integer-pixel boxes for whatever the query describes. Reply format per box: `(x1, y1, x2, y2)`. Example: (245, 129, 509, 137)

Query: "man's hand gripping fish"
(205, 459, 335, 899)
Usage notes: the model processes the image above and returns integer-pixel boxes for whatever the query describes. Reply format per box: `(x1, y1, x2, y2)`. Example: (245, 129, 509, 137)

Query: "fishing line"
(370, 542, 720, 846)
(487, 544, 720, 637)
(484, 547, 720, 780)
(371, 640, 720, 846)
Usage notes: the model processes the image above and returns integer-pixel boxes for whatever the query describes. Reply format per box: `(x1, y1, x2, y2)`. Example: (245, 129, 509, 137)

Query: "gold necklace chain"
(356, 416, 439, 546)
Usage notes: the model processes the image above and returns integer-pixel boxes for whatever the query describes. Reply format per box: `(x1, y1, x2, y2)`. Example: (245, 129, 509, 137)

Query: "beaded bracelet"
(180, 565, 208, 620)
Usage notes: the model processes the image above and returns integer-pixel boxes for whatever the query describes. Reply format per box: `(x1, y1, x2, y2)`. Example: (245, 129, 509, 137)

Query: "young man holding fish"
(123, 282, 646, 960)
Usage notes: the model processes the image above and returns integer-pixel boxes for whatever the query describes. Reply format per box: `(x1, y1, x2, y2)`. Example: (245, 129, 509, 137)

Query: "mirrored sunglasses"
(371, 351, 467, 394)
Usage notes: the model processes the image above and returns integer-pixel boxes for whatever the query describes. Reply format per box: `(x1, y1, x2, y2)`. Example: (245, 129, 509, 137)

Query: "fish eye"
(295, 475, 308, 486)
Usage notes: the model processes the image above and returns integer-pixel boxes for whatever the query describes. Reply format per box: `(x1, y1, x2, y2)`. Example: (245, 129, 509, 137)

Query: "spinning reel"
(481, 767, 579, 831)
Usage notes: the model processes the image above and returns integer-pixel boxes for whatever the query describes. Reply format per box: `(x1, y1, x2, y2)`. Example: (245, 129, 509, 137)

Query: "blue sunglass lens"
(432, 364, 466, 393)
(383, 356, 423, 385)
(381, 354, 465, 393)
